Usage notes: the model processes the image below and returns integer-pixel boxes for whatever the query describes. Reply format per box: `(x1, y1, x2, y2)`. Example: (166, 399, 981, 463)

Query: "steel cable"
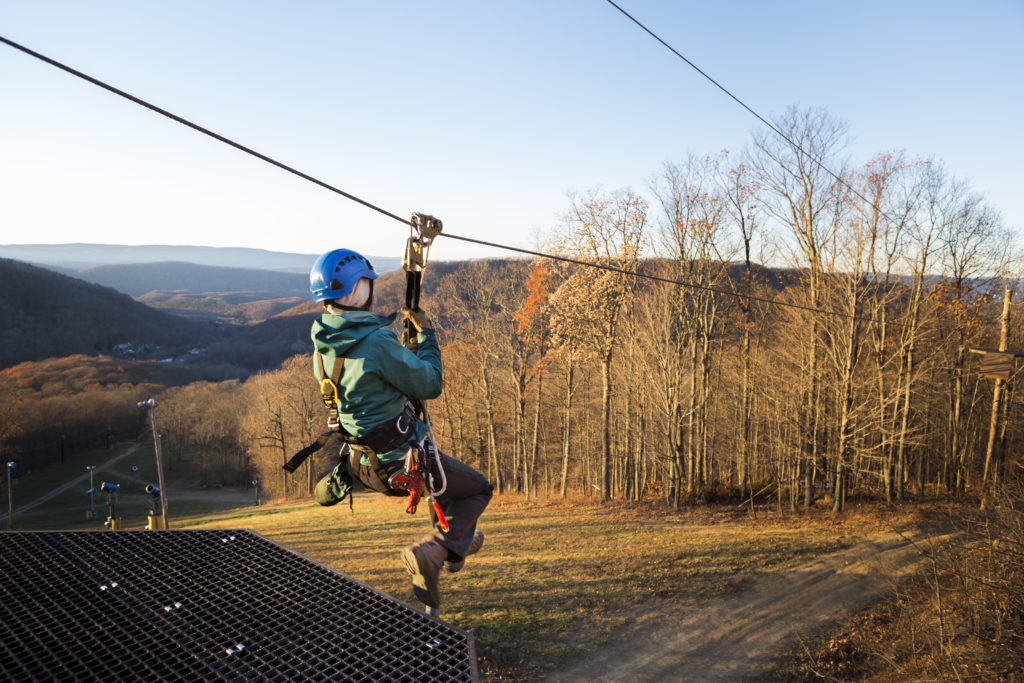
(604, 0, 896, 224)
(1, 34, 893, 325)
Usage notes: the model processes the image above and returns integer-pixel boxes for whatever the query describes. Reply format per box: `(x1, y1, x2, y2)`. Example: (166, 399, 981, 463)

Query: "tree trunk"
(482, 366, 503, 493)
(600, 351, 613, 502)
(528, 374, 543, 500)
(981, 289, 1012, 506)
(895, 345, 915, 501)
(833, 312, 859, 514)
(686, 335, 698, 496)
(560, 361, 575, 498)
(739, 326, 751, 496)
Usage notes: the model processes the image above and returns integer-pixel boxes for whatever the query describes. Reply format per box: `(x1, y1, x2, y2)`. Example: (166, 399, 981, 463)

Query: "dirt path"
(0, 443, 141, 522)
(545, 527, 953, 682)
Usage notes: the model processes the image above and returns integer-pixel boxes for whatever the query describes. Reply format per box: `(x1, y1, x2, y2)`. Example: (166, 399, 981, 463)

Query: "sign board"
(977, 351, 1016, 380)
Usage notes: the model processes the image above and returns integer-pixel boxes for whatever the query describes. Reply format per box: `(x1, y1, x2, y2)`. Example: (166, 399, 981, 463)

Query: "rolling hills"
(76, 261, 310, 298)
(0, 258, 318, 377)
(0, 243, 321, 272)
(0, 244, 401, 324)
(0, 258, 218, 369)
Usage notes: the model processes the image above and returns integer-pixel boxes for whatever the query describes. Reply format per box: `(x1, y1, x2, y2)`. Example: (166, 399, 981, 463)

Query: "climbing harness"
(285, 212, 449, 532)
(315, 350, 418, 452)
(387, 440, 449, 532)
(283, 355, 416, 474)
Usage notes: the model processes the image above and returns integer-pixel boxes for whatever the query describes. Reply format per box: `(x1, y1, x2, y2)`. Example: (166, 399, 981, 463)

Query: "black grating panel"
(0, 530, 478, 682)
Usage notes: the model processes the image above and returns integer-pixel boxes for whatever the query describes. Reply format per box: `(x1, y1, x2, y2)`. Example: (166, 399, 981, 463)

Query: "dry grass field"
(12, 448, 996, 681)
(11, 449, 1007, 680)
(178, 493, 922, 680)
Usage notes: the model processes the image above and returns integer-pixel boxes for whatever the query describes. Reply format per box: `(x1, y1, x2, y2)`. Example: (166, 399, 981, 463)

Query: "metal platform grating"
(0, 530, 478, 682)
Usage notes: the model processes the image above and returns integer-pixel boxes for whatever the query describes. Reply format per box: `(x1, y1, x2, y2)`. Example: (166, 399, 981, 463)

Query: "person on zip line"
(308, 248, 492, 613)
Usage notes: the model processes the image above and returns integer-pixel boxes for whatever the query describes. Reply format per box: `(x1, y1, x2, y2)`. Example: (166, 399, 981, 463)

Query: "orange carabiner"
(431, 498, 449, 532)
(405, 488, 421, 514)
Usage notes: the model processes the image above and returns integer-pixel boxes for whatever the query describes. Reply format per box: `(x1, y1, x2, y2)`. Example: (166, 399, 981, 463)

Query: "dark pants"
(425, 451, 493, 560)
(356, 450, 492, 560)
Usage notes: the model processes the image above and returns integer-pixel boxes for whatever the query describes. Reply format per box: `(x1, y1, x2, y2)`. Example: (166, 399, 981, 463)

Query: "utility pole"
(138, 399, 169, 528)
(981, 288, 1013, 508)
(6, 461, 15, 530)
(86, 465, 97, 519)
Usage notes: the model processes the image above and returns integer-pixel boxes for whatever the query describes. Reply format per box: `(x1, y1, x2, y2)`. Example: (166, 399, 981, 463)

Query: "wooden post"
(981, 288, 1012, 507)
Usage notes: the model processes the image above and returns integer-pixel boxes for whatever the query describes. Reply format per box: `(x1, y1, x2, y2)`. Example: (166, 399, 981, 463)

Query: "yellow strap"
(316, 351, 345, 406)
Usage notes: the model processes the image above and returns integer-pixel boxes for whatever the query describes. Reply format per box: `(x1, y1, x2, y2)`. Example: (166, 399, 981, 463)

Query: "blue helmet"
(309, 248, 378, 303)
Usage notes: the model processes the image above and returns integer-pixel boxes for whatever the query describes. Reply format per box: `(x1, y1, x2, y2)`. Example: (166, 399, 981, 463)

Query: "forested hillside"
(112, 111, 1023, 512)
(68, 261, 309, 324)
(0, 258, 218, 368)
(139, 291, 305, 324)
(0, 303, 317, 470)
(0, 355, 188, 467)
(1, 355, 199, 396)
(0, 258, 324, 374)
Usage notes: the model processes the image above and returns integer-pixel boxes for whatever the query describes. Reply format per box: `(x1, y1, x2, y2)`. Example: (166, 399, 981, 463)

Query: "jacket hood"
(311, 310, 398, 356)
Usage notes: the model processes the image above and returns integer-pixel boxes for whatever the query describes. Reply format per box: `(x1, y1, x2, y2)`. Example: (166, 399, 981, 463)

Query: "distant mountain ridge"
(0, 244, 402, 324)
(0, 243, 401, 274)
(77, 261, 310, 298)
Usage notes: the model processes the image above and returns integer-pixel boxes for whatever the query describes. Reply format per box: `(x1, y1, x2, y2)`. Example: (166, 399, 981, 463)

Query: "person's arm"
(375, 325, 443, 399)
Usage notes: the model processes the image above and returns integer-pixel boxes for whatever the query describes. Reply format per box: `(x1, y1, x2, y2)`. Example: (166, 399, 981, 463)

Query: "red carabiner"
(431, 498, 449, 532)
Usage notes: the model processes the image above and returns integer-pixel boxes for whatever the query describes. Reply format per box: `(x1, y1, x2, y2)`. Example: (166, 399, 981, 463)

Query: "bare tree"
(631, 263, 689, 507)
(435, 261, 520, 493)
(752, 106, 849, 506)
(552, 188, 646, 502)
(721, 155, 769, 500)
(941, 191, 1008, 497)
(651, 154, 737, 500)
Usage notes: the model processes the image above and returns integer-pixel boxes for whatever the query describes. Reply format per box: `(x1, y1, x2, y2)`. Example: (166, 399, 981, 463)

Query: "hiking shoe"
(401, 538, 446, 609)
(445, 529, 485, 573)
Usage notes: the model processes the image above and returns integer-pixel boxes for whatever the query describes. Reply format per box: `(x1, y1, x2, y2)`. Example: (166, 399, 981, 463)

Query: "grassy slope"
(180, 496, 898, 679)
(5, 442, 253, 530)
(6, 453, 913, 680)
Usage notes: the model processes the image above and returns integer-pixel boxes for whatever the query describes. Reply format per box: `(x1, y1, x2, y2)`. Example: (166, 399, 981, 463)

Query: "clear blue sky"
(1, 1, 1021, 262)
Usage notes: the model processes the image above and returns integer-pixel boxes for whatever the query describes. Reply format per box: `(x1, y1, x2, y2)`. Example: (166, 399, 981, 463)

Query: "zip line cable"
(0, 34, 885, 325)
(431, 233, 858, 320)
(0, 36, 408, 227)
(604, 0, 892, 223)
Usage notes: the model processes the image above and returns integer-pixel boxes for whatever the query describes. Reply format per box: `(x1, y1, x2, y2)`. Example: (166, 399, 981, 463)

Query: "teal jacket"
(311, 310, 442, 465)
